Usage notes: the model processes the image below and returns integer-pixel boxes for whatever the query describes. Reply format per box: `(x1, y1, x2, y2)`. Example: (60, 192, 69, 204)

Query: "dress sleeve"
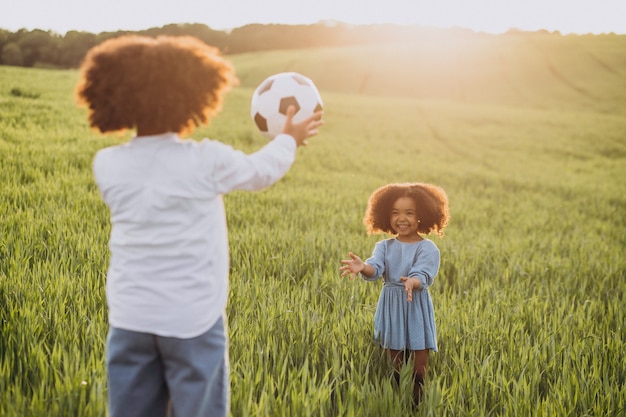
(202, 134, 297, 194)
(408, 241, 440, 290)
(362, 240, 386, 282)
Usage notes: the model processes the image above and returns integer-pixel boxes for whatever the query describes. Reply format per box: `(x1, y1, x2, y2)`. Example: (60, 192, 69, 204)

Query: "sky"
(1, 0, 625, 35)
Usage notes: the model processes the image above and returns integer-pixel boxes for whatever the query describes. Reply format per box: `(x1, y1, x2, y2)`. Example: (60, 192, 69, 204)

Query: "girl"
(76, 35, 323, 417)
(340, 182, 449, 407)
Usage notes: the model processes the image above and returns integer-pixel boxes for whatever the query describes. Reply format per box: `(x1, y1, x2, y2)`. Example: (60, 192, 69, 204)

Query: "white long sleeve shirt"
(93, 132, 297, 338)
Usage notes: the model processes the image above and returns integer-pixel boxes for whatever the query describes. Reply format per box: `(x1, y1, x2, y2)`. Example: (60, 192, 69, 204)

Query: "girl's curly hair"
(75, 35, 238, 135)
(363, 182, 450, 237)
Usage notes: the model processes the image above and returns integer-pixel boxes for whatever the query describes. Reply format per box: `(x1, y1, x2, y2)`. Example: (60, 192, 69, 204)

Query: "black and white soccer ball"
(250, 72, 323, 140)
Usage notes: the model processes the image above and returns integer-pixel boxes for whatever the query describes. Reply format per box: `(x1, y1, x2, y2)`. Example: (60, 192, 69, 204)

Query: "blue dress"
(362, 238, 440, 351)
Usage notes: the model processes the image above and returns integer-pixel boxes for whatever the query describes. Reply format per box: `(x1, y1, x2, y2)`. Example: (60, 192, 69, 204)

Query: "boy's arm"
(207, 107, 323, 194)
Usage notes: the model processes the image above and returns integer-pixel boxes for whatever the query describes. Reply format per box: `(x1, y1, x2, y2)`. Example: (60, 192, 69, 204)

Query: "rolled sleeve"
(408, 243, 440, 290)
(205, 134, 297, 194)
(362, 241, 386, 282)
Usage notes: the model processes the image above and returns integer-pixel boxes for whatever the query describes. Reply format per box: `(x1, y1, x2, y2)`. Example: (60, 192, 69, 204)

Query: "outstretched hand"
(399, 277, 421, 302)
(339, 252, 365, 280)
(281, 105, 323, 147)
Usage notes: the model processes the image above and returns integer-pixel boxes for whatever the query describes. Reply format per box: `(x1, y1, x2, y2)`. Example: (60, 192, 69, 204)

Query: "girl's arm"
(340, 252, 375, 280)
(402, 241, 441, 301)
(400, 277, 421, 302)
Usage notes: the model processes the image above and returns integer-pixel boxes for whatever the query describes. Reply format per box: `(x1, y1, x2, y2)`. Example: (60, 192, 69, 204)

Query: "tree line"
(0, 22, 495, 69)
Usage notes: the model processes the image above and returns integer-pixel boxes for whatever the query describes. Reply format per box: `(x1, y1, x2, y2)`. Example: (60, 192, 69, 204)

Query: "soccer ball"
(250, 72, 323, 140)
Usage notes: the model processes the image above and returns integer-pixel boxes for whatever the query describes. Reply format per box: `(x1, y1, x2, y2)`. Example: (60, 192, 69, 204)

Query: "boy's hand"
(400, 277, 421, 302)
(281, 105, 323, 147)
(340, 252, 365, 280)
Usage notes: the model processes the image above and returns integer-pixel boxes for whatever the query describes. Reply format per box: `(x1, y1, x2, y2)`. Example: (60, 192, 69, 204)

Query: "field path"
(413, 104, 496, 171)
(524, 37, 596, 99)
(585, 51, 623, 77)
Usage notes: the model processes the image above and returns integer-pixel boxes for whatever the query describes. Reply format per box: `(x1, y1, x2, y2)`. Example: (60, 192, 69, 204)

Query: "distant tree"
(0, 29, 11, 58)
(16, 29, 60, 67)
(2, 42, 23, 66)
(0, 22, 530, 68)
(58, 31, 97, 67)
(143, 23, 228, 50)
(228, 24, 307, 53)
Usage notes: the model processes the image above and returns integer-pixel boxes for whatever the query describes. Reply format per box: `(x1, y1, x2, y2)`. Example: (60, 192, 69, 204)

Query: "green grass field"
(1, 31, 625, 416)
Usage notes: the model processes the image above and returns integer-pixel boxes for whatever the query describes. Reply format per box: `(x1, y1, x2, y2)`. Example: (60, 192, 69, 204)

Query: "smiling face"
(390, 196, 422, 242)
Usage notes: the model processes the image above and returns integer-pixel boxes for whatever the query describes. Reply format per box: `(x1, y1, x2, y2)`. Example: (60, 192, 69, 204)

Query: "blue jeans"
(106, 316, 229, 417)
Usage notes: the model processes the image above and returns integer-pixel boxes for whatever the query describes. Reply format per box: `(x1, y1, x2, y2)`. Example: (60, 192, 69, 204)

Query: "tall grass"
(1, 33, 625, 416)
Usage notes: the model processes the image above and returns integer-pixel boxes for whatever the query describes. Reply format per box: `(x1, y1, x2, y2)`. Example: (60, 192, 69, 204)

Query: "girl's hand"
(282, 105, 324, 147)
(400, 277, 421, 302)
(340, 252, 365, 280)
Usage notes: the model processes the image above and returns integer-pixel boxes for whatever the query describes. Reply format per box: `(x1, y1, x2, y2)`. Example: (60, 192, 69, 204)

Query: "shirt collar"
(130, 132, 179, 144)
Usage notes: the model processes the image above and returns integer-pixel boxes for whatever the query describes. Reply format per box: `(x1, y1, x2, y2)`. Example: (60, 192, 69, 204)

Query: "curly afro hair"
(75, 35, 238, 135)
(363, 182, 449, 237)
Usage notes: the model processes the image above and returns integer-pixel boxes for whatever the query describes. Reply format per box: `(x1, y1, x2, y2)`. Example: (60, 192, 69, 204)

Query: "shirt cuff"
(418, 276, 429, 289)
(272, 133, 297, 151)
